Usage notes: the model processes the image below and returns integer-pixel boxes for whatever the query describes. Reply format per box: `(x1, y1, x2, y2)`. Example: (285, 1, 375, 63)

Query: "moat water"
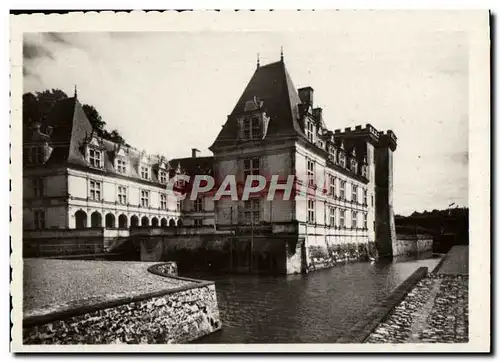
(186, 255, 441, 343)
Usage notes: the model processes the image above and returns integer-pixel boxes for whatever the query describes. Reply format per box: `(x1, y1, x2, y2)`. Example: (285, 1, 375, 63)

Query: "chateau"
(23, 56, 397, 274)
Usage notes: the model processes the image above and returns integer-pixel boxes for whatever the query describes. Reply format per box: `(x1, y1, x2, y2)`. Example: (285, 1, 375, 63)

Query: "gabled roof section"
(210, 60, 305, 150)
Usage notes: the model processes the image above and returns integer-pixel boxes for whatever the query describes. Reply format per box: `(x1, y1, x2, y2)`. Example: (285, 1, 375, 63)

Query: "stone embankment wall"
(23, 267, 221, 344)
(393, 233, 433, 257)
(336, 266, 428, 343)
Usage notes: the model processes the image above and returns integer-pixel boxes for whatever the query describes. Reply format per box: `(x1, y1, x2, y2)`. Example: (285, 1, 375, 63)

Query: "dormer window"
(242, 116, 261, 140)
(159, 170, 167, 184)
(361, 164, 368, 178)
(141, 166, 150, 180)
(306, 120, 315, 143)
(351, 159, 358, 174)
(116, 158, 127, 174)
(26, 146, 45, 164)
(339, 152, 346, 168)
(89, 149, 102, 168)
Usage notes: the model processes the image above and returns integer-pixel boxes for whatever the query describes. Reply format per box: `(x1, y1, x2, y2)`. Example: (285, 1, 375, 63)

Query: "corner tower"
(374, 130, 397, 257)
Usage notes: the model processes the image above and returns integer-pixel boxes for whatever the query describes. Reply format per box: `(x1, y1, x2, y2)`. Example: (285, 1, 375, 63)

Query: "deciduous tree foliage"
(23, 88, 127, 145)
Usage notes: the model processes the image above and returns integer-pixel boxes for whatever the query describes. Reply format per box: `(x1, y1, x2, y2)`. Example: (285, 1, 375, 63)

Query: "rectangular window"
(307, 199, 315, 223)
(352, 211, 357, 229)
(89, 149, 102, 168)
(141, 166, 149, 180)
(364, 213, 368, 230)
(194, 197, 203, 212)
(352, 184, 358, 203)
(244, 199, 260, 224)
(27, 146, 44, 164)
(160, 193, 167, 210)
(33, 209, 45, 229)
(329, 206, 336, 227)
(194, 219, 203, 227)
(117, 185, 127, 204)
(363, 189, 368, 205)
(176, 200, 181, 212)
(140, 190, 149, 207)
(243, 116, 261, 140)
(329, 175, 336, 197)
(307, 159, 315, 187)
(251, 116, 261, 139)
(306, 121, 314, 143)
(340, 180, 346, 200)
(159, 170, 167, 184)
(339, 152, 346, 168)
(116, 158, 127, 174)
(339, 209, 345, 228)
(33, 178, 44, 197)
(243, 158, 260, 178)
(89, 180, 101, 201)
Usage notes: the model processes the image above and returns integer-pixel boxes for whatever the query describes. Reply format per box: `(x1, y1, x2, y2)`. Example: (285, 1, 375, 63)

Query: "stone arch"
(118, 214, 128, 229)
(177, 219, 183, 227)
(151, 217, 159, 227)
(105, 213, 116, 228)
(160, 217, 168, 227)
(130, 215, 139, 227)
(75, 210, 87, 228)
(141, 216, 150, 226)
(90, 211, 102, 227)
(169, 219, 176, 227)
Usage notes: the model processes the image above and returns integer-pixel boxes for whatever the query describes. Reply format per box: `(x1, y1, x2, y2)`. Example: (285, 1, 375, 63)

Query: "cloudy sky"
(23, 28, 468, 215)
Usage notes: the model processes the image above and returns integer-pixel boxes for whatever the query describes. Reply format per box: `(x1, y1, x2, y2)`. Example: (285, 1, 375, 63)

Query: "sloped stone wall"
(23, 281, 221, 344)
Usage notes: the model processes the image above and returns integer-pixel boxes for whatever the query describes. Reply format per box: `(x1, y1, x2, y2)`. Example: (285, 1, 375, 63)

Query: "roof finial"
(257, 52, 260, 68)
(74, 84, 78, 99)
(280, 46, 284, 62)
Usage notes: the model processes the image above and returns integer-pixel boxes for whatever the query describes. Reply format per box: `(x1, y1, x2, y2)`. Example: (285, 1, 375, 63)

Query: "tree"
(36, 89, 68, 122)
(23, 88, 127, 145)
(82, 104, 106, 135)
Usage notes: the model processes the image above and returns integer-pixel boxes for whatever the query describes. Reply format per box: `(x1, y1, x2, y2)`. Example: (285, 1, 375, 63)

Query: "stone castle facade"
(23, 56, 397, 273)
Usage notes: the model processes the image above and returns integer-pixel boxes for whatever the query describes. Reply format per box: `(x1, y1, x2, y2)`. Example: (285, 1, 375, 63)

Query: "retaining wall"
(336, 266, 429, 343)
(23, 269, 221, 344)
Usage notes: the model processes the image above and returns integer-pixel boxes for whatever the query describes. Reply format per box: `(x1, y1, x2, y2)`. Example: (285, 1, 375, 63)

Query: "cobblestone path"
(365, 274, 468, 343)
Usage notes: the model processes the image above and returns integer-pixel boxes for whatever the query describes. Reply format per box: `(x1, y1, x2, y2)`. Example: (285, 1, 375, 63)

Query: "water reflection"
(189, 256, 440, 344)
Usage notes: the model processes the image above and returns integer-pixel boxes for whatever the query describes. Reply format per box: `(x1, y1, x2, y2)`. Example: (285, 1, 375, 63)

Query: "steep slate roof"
(168, 156, 214, 177)
(210, 60, 306, 150)
(42, 97, 93, 166)
(38, 97, 171, 184)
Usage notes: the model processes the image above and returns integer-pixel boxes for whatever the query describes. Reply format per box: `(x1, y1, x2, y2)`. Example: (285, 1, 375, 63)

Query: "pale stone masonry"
(23, 56, 398, 273)
(209, 58, 397, 273)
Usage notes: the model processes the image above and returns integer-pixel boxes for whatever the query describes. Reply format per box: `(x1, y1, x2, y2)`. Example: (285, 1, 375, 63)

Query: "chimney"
(191, 148, 200, 158)
(298, 87, 314, 107)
